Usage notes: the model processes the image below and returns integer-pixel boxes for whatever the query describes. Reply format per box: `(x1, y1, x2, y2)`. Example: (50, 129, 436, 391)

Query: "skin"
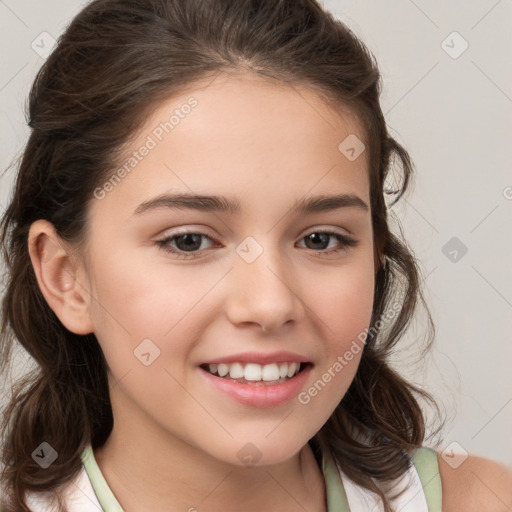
(29, 71, 376, 512)
(437, 452, 512, 511)
(27, 70, 512, 510)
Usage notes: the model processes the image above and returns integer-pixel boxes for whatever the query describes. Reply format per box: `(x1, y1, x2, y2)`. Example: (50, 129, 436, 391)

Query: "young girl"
(1, 1, 511, 511)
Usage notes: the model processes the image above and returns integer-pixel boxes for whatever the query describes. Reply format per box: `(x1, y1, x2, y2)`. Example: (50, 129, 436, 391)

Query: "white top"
(25, 467, 103, 512)
(339, 461, 430, 511)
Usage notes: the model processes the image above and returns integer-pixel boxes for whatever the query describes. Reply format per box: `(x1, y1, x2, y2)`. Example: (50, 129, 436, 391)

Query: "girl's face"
(79, 72, 376, 465)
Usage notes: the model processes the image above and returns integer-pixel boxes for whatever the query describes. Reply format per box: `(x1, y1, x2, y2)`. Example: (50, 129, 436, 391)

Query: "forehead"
(145, 71, 368, 163)
(91, 71, 370, 219)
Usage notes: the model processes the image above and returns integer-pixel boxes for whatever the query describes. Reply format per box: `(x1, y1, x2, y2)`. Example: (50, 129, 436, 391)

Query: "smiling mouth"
(199, 362, 312, 385)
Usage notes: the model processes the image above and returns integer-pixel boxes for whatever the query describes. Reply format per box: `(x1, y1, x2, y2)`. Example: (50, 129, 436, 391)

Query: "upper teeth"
(207, 362, 301, 381)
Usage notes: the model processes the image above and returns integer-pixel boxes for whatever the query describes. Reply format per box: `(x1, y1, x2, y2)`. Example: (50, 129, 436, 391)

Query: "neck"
(94, 421, 327, 512)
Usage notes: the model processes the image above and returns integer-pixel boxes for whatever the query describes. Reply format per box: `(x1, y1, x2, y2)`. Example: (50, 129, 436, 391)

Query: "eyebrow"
(132, 192, 369, 217)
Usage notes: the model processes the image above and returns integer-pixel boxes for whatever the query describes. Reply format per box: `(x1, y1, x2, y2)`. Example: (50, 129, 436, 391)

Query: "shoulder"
(436, 449, 512, 512)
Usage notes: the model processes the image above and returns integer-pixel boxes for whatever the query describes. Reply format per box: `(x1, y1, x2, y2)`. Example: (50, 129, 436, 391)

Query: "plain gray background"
(1, 0, 511, 470)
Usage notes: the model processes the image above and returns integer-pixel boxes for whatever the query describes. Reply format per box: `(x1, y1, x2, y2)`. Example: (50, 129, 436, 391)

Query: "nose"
(225, 241, 305, 333)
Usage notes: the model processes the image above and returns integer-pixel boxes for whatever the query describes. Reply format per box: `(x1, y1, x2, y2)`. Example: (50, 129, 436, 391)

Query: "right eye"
(155, 231, 219, 259)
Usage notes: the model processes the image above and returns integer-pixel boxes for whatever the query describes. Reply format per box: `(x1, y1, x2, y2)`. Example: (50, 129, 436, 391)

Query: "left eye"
(297, 231, 357, 252)
(155, 230, 357, 259)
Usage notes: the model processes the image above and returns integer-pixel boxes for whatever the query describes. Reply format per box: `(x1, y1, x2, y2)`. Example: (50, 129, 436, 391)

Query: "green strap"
(409, 447, 443, 512)
(81, 445, 125, 512)
(322, 449, 351, 511)
(322, 446, 444, 512)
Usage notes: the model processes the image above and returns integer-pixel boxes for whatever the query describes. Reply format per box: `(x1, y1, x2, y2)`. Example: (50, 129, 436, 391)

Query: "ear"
(28, 219, 94, 335)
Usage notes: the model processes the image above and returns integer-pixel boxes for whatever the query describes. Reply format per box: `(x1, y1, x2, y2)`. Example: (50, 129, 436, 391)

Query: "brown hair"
(0, 0, 446, 510)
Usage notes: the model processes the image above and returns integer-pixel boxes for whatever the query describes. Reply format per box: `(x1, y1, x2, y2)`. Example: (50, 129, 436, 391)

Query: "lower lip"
(198, 364, 312, 408)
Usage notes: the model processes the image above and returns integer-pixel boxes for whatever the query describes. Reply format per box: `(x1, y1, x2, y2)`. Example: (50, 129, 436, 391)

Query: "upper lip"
(199, 351, 311, 366)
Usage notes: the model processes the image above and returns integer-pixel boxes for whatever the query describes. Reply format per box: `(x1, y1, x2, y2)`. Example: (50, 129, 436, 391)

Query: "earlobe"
(28, 219, 94, 335)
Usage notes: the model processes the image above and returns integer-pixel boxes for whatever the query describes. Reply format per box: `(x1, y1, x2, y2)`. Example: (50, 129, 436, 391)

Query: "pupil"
(179, 234, 201, 251)
(308, 233, 328, 250)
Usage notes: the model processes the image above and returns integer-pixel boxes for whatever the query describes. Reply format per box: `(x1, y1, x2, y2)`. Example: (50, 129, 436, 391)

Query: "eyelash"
(155, 230, 358, 260)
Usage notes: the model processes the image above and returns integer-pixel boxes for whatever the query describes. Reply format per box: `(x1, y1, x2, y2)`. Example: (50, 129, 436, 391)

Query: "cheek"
(88, 248, 205, 334)
(86, 250, 222, 380)
(296, 265, 374, 430)
(313, 261, 375, 344)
